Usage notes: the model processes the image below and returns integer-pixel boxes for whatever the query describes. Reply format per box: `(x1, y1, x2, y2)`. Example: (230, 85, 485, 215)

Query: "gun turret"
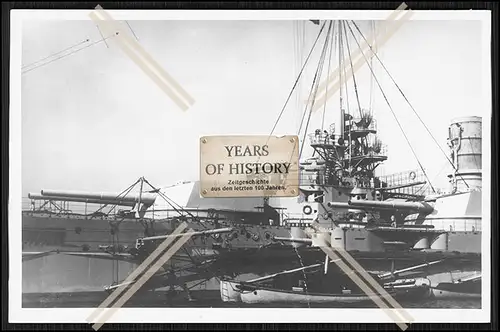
(346, 199, 434, 214)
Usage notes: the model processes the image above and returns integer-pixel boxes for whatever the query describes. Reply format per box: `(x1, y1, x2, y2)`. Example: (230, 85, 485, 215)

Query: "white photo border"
(9, 8, 492, 324)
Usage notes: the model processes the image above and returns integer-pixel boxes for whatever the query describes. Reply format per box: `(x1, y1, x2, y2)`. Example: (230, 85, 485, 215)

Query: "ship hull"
(431, 289, 481, 299)
(22, 212, 482, 297)
(22, 212, 157, 250)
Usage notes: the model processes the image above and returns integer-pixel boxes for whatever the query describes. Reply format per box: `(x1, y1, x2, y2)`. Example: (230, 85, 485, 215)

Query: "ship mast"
(306, 20, 387, 192)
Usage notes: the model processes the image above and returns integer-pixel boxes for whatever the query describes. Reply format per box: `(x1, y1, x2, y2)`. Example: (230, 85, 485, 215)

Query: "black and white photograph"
(8, 7, 492, 325)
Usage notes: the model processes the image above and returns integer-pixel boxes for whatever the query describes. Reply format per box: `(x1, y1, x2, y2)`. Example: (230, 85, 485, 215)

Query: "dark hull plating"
(22, 211, 481, 295)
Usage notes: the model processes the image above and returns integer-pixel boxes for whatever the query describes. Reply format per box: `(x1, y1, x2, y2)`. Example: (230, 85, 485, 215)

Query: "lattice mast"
(307, 20, 387, 191)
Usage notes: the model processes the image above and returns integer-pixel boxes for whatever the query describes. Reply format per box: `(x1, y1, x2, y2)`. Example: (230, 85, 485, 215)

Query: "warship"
(22, 20, 482, 303)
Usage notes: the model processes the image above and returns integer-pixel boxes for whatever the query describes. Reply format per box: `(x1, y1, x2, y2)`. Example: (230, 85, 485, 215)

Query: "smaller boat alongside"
(237, 284, 397, 305)
(430, 274, 481, 299)
(220, 259, 432, 305)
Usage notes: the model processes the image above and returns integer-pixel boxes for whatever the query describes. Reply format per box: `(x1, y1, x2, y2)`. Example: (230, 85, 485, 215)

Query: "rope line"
(268, 21, 328, 138)
(343, 21, 363, 119)
(345, 21, 436, 193)
(22, 33, 118, 75)
(321, 22, 336, 131)
(350, 20, 470, 189)
(299, 21, 334, 158)
(126, 21, 139, 41)
(22, 38, 90, 69)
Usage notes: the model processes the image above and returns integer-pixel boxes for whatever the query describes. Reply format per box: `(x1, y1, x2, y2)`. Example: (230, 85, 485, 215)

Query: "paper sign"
(200, 135, 300, 198)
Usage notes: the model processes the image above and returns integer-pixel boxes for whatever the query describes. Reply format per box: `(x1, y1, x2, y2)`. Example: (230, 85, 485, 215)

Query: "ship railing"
(142, 208, 211, 221)
(22, 197, 197, 220)
(378, 168, 426, 186)
(22, 197, 127, 217)
(347, 143, 389, 159)
(299, 172, 379, 188)
(376, 169, 440, 196)
(283, 213, 315, 227)
(299, 171, 327, 187)
(308, 133, 338, 146)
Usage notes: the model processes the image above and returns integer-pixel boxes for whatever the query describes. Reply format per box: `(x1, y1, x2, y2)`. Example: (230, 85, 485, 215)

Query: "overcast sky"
(20, 18, 485, 197)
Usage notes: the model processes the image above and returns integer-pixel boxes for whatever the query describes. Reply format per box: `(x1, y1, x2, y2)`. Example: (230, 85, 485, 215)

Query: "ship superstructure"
(293, 115, 482, 255)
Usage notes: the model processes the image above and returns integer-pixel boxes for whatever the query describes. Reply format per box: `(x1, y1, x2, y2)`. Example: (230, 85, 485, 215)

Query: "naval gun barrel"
(346, 199, 434, 213)
(326, 202, 350, 209)
(28, 193, 138, 207)
(37, 189, 157, 206)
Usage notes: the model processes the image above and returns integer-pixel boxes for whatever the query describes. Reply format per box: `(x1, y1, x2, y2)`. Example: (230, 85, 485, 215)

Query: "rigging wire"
(339, 22, 352, 174)
(22, 38, 90, 69)
(141, 179, 206, 260)
(414, 160, 449, 196)
(111, 237, 116, 284)
(267, 21, 327, 138)
(299, 21, 334, 158)
(91, 178, 140, 218)
(293, 21, 297, 127)
(142, 178, 208, 231)
(342, 21, 369, 151)
(252, 21, 327, 175)
(350, 20, 470, 190)
(333, 20, 339, 107)
(289, 22, 320, 307)
(322, 22, 341, 166)
(341, 28, 351, 117)
(369, 20, 376, 113)
(22, 33, 119, 75)
(321, 22, 335, 131)
(342, 21, 363, 119)
(339, 21, 344, 117)
(293, 21, 302, 132)
(298, 22, 332, 136)
(344, 21, 436, 194)
(300, 21, 307, 130)
(141, 178, 225, 275)
(95, 24, 109, 48)
(126, 21, 139, 41)
(116, 231, 120, 281)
